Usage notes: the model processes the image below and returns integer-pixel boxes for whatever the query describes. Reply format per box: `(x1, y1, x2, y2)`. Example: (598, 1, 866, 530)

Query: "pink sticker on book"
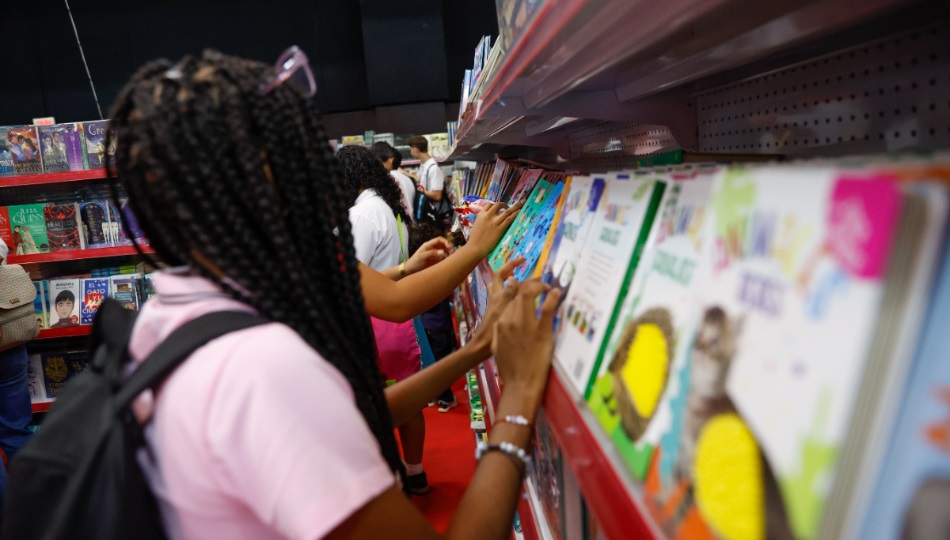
(826, 175, 901, 279)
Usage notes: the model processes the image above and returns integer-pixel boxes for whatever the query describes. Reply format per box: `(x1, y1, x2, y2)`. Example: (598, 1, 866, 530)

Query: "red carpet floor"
(408, 379, 477, 533)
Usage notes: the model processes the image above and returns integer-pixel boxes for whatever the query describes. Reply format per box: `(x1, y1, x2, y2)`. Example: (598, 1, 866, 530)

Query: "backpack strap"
(115, 310, 268, 408)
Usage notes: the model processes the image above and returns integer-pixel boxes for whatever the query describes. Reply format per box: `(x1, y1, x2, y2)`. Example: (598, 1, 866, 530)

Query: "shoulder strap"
(115, 311, 268, 407)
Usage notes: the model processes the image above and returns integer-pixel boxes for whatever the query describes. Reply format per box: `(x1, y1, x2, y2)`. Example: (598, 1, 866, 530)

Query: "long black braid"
(336, 144, 411, 225)
(105, 51, 404, 478)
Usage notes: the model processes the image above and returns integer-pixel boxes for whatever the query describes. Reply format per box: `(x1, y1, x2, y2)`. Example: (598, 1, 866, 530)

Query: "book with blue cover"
(488, 179, 557, 270)
(80, 278, 110, 325)
(79, 200, 113, 249)
(33, 281, 47, 329)
(512, 181, 565, 281)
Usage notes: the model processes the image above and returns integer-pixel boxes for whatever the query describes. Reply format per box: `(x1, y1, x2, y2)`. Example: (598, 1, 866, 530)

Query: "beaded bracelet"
(498, 414, 531, 426)
(476, 441, 532, 474)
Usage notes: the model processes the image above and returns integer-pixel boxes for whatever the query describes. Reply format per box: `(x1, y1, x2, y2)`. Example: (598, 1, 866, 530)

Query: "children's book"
(4, 126, 42, 175)
(488, 179, 558, 270)
(507, 169, 544, 205)
(79, 200, 113, 249)
(587, 175, 716, 482)
(41, 350, 90, 398)
(554, 174, 666, 399)
(539, 175, 606, 291)
(38, 123, 85, 172)
(80, 278, 110, 325)
(8, 204, 49, 254)
(484, 158, 510, 202)
(511, 181, 565, 281)
(80, 120, 112, 169)
(533, 410, 565, 540)
(641, 167, 902, 540)
(44, 203, 83, 252)
(856, 212, 950, 540)
(47, 278, 81, 328)
(33, 280, 47, 329)
(111, 274, 142, 311)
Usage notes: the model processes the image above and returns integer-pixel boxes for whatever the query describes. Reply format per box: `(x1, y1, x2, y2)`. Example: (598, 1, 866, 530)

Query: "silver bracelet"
(499, 414, 531, 426)
(476, 441, 532, 473)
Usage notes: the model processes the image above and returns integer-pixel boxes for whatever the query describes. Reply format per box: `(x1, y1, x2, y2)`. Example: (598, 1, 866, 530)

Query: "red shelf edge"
(31, 401, 53, 414)
(518, 490, 542, 540)
(7, 245, 154, 265)
(543, 373, 659, 540)
(0, 168, 109, 188)
(35, 326, 92, 340)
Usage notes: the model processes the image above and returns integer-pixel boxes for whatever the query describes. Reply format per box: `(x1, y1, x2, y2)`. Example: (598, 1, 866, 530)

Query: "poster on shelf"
(47, 279, 81, 328)
(7, 204, 49, 255)
(4, 125, 42, 175)
(587, 174, 716, 481)
(642, 167, 901, 540)
(554, 173, 666, 399)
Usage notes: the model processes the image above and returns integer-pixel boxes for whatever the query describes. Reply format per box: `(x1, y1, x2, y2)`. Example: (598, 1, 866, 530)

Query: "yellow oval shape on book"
(694, 413, 764, 540)
(620, 323, 668, 418)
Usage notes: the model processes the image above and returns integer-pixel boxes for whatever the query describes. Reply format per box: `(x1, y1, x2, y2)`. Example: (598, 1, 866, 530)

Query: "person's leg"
(0, 346, 32, 459)
(397, 411, 428, 495)
(425, 328, 459, 408)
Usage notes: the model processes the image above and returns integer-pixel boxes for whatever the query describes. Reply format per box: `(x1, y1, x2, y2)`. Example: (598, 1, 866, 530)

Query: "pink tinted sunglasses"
(258, 45, 317, 98)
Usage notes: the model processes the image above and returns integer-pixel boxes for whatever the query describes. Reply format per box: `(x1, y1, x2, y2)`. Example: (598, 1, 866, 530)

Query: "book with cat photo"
(639, 167, 910, 540)
(554, 172, 666, 400)
(587, 173, 716, 481)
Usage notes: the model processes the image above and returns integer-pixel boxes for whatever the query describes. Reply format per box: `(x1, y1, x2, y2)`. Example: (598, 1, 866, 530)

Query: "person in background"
(371, 142, 416, 221)
(337, 144, 431, 495)
(408, 135, 443, 203)
(0, 344, 33, 528)
(409, 223, 460, 412)
(103, 49, 556, 540)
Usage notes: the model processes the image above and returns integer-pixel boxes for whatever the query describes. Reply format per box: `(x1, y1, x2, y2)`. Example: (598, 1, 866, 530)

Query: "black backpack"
(2, 299, 267, 540)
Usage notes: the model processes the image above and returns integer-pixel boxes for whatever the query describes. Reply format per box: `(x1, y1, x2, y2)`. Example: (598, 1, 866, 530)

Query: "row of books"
(31, 270, 154, 329)
(0, 199, 145, 258)
(467, 156, 950, 539)
(28, 350, 90, 404)
(0, 121, 112, 176)
(459, 158, 570, 206)
(457, 35, 504, 127)
(333, 131, 452, 161)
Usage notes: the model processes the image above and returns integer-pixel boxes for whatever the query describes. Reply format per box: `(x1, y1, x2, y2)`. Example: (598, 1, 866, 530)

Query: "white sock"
(405, 462, 424, 476)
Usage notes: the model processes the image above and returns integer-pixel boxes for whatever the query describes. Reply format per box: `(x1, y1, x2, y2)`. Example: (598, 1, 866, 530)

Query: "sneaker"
(427, 400, 438, 407)
(406, 472, 430, 495)
(437, 396, 459, 413)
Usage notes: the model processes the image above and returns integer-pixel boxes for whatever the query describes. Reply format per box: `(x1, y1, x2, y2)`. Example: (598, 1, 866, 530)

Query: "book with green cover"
(553, 172, 666, 399)
(488, 178, 558, 270)
(8, 204, 49, 254)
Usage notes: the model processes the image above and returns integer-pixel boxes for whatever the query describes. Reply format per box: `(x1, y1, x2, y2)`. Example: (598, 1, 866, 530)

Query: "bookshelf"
(0, 169, 109, 189)
(35, 326, 92, 340)
(8, 245, 153, 266)
(452, 1, 950, 539)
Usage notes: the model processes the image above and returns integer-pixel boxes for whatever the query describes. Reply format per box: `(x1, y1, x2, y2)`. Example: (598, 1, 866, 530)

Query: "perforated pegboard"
(696, 22, 950, 155)
(567, 122, 681, 171)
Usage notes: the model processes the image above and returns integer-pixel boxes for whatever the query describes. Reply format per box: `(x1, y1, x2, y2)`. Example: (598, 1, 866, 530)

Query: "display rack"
(451, 1, 950, 539)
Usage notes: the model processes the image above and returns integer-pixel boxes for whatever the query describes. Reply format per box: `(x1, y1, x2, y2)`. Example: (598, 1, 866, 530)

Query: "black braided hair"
(105, 50, 404, 478)
(336, 145, 411, 225)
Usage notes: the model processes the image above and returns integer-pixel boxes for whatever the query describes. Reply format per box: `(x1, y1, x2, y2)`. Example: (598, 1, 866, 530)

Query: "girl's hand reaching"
(469, 256, 525, 356)
(467, 201, 523, 258)
(404, 237, 453, 276)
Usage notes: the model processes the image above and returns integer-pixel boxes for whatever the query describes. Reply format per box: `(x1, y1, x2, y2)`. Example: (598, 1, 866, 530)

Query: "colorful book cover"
(0, 207, 13, 254)
(508, 169, 544, 205)
(484, 158, 510, 202)
(44, 203, 83, 252)
(587, 175, 715, 482)
(80, 278, 110, 325)
(47, 278, 81, 328)
(533, 411, 565, 540)
(554, 174, 666, 399)
(5, 125, 42, 175)
(41, 350, 90, 398)
(38, 124, 85, 173)
(111, 274, 142, 311)
(532, 176, 574, 280)
(641, 168, 901, 540)
(0, 131, 15, 176)
(142, 273, 157, 303)
(487, 179, 557, 270)
(106, 198, 146, 245)
(857, 223, 950, 539)
(81, 120, 112, 169)
(7, 204, 49, 254)
(539, 175, 606, 291)
(79, 200, 112, 248)
(511, 180, 565, 281)
(33, 280, 47, 329)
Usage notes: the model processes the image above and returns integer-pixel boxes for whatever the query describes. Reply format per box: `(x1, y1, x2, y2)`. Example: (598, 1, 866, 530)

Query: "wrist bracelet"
(399, 262, 408, 277)
(499, 414, 531, 426)
(476, 441, 531, 474)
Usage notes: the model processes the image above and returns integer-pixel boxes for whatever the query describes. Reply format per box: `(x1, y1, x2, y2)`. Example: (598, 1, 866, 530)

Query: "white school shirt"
(391, 169, 416, 218)
(418, 158, 444, 193)
(348, 188, 408, 271)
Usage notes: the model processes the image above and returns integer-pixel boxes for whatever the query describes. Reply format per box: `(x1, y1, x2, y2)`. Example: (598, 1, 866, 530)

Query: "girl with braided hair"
(110, 49, 560, 540)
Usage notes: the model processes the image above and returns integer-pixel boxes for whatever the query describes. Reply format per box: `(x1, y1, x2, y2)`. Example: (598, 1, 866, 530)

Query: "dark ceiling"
(0, 0, 497, 125)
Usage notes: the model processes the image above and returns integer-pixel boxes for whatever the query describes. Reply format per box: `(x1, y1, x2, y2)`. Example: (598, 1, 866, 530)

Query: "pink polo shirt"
(130, 272, 394, 539)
